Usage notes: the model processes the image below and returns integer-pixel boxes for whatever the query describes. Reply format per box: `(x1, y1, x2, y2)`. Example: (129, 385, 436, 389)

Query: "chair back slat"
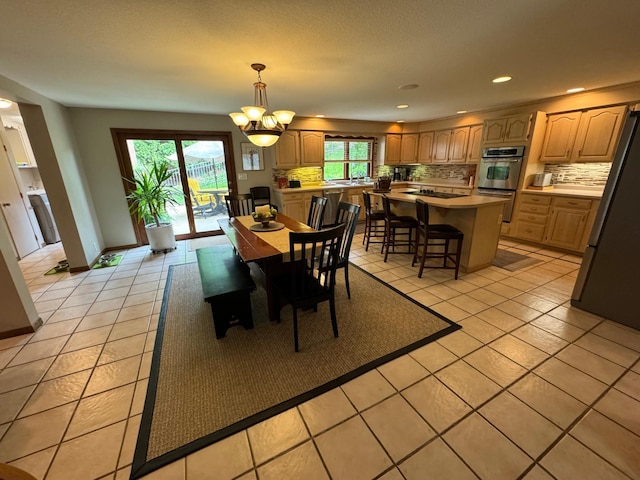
(289, 224, 345, 294)
(307, 195, 328, 230)
(225, 193, 254, 217)
(333, 201, 361, 263)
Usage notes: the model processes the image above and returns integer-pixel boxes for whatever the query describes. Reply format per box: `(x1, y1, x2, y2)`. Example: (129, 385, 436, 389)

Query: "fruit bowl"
(252, 208, 278, 227)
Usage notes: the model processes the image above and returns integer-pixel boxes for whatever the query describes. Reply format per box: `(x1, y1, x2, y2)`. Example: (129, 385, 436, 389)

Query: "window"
(323, 137, 374, 181)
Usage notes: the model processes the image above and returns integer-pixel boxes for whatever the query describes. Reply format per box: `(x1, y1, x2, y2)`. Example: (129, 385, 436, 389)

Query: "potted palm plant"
(125, 159, 182, 253)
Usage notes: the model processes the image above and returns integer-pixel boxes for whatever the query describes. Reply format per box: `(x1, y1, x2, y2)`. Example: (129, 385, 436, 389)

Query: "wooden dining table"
(217, 213, 314, 322)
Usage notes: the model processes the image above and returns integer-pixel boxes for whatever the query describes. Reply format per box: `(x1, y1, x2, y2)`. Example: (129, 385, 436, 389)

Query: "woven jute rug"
(131, 262, 459, 478)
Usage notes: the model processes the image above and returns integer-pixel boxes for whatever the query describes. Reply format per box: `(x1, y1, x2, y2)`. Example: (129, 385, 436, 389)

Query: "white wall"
(67, 108, 278, 247)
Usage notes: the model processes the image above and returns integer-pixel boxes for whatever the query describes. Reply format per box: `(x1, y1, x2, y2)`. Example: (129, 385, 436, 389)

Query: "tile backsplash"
(543, 162, 611, 186)
(375, 164, 476, 182)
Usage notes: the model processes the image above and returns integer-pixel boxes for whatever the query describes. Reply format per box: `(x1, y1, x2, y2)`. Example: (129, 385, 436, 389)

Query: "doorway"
(112, 129, 237, 242)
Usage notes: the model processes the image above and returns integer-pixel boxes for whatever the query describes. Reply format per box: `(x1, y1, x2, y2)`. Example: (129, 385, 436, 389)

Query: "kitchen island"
(377, 190, 510, 273)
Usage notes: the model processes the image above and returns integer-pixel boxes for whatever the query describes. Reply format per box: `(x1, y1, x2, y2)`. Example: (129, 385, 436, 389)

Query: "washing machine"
(27, 190, 60, 244)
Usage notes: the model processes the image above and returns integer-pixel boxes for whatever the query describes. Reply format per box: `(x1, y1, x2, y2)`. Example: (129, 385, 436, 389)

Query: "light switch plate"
(238, 173, 248, 180)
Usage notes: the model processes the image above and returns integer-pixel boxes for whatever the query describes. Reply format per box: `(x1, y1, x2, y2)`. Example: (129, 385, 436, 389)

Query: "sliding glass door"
(113, 129, 237, 242)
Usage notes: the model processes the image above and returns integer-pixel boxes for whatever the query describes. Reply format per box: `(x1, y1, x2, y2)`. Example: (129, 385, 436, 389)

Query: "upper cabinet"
(432, 126, 470, 163)
(466, 124, 483, 163)
(384, 133, 419, 164)
(482, 113, 531, 146)
(385, 134, 402, 164)
(274, 130, 324, 168)
(2, 119, 37, 167)
(400, 133, 419, 163)
(274, 130, 300, 168)
(418, 131, 435, 163)
(539, 105, 627, 163)
(299, 131, 324, 167)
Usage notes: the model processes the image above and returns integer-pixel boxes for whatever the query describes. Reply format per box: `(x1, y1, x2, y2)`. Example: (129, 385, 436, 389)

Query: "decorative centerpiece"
(252, 205, 278, 227)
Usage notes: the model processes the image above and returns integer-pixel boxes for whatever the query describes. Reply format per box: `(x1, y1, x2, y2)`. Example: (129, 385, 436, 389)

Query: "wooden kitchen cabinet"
(466, 124, 483, 163)
(400, 134, 419, 163)
(539, 105, 626, 163)
(385, 134, 402, 164)
(274, 130, 324, 168)
(418, 131, 435, 163)
(274, 130, 300, 168)
(544, 197, 593, 250)
(432, 126, 469, 163)
(511, 193, 599, 252)
(482, 113, 531, 146)
(299, 131, 324, 166)
(512, 194, 551, 243)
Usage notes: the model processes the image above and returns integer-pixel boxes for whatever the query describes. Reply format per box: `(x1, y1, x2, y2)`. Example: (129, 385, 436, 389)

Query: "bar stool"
(362, 191, 386, 252)
(412, 198, 464, 279)
(381, 195, 418, 262)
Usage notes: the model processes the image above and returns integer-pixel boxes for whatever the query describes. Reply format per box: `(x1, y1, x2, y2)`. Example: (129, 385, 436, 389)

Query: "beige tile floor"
(1, 234, 640, 480)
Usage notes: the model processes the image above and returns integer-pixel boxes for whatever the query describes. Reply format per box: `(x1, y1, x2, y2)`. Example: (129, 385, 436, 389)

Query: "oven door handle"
(480, 158, 521, 163)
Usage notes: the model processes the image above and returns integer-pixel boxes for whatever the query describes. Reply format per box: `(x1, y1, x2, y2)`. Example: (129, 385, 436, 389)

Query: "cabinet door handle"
(1, 203, 10, 207)
(566, 149, 570, 157)
(578, 149, 582, 157)
(568, 202, 577, 205)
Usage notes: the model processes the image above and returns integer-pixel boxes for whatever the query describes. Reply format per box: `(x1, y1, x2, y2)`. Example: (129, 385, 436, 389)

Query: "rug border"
(130, 262, 461, 479)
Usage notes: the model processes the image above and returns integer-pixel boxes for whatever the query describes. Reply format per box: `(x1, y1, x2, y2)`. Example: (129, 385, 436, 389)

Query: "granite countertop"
(521, 185, 604, 199)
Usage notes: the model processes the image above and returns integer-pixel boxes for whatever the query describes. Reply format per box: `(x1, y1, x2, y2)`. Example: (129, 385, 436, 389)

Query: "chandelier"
(229, 63, 295, 147)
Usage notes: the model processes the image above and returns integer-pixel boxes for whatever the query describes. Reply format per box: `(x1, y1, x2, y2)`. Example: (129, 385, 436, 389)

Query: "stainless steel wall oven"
(477, 146, 525, 222)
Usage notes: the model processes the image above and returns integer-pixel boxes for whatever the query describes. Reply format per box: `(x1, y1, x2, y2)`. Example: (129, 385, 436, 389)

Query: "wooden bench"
(196, 245, 256, 339)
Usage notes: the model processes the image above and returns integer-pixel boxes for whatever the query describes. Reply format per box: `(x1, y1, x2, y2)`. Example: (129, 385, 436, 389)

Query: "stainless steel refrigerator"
(571, 109, 640, 330)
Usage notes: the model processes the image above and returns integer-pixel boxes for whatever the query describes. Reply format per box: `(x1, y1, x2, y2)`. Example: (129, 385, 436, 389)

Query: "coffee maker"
(393, 167, 409, 181)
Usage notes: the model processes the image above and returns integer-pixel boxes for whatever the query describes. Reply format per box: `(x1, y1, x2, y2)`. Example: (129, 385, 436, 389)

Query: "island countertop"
(379, 189, 510, 209)
(375, 189, 508, 273)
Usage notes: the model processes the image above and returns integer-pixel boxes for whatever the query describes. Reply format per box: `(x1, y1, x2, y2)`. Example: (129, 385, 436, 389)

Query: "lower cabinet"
(511, 194, 599, 252)
(545, 197, 593, 250)
(276, 190, 323, 224)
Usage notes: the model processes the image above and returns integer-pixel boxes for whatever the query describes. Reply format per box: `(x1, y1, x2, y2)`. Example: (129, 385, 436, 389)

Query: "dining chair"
(307, 195, 328, 230)
(250, 186, 275, 209)
(224, 193, 254, 217)
(362, 190, 386, 252)
(381, 194, 418, 262)
(412, 198, 464, 279)
(322, 201, 361, 299)
(272, 224, 346, 352)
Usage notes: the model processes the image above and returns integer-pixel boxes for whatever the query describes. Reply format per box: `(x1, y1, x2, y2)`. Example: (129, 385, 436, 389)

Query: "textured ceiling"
(2, 0, 640, 122)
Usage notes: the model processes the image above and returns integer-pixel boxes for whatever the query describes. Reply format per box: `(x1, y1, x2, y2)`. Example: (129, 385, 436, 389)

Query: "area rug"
(493, 248, 543, 271)
(131, 262, 459, 478)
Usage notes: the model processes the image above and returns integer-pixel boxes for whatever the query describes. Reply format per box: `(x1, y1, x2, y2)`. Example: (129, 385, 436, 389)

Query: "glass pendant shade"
(228, 64, 295, 147)
(246, 132, 281, 147)
(241, 105, 265, 121)
(229, 112, 249, 127)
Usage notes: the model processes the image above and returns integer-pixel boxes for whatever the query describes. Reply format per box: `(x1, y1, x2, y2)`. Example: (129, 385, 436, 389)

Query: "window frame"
(323, 136, 374, 181)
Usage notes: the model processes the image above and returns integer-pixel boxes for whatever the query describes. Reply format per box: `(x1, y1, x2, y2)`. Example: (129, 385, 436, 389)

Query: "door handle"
(1, 203, 10, 207)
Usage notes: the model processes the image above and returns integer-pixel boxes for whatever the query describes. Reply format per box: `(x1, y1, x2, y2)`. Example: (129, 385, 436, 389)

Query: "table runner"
(236, 215, 300, 261)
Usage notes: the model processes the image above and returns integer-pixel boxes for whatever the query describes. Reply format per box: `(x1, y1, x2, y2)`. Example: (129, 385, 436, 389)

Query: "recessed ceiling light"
(399, 84, 419, 90)
(457, 110, 468, 114)
(492, 76, 512, 83)
(566, 87, 585, 94)
(0, 98, 13, 109)
(315, 114, 325, 118)
(397, 104, 409, 109)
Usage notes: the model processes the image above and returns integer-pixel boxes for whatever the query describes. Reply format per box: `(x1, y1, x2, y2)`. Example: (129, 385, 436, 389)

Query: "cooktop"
(401, 190, 466, 199)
